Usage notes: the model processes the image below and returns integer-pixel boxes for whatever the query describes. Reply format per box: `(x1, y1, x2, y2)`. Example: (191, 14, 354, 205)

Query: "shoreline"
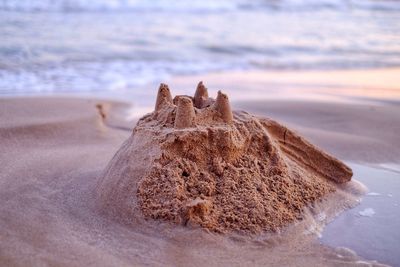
(321, 162, 400, 266)
(2, 67, 399, 102)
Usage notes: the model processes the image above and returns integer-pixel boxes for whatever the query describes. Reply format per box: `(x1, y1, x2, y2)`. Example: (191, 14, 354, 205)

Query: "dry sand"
(1, 70, 399, 266)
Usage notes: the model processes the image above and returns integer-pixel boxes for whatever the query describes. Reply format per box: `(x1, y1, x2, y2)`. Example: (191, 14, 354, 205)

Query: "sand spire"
(174, 96, 196, 129)
(213, 90, 233, 124)
(194, 81, 209, 108)
(155, 83, 173, 111)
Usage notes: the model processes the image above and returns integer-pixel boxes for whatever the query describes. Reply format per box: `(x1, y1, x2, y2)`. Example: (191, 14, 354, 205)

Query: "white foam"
(0, 0, 245, 12)
(379, 163, 400, 173)
(2, 0, 399, 12)
(366, 192, 381, 196)
(358, 208, 375, 217)
(304, 222, 323, 238)
(0, 60, 248, 95)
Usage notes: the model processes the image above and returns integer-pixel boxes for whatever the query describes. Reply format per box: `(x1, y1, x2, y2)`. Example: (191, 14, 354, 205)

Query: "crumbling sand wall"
(96, 82, 352, 233)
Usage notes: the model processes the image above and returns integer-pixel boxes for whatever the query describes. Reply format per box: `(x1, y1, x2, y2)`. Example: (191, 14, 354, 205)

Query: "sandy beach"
(2, 0, 400, 265)
(1, 69, 399, 266)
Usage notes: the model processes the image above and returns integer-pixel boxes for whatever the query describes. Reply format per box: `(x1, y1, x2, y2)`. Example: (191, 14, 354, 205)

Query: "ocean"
(0, 0, 399, 95)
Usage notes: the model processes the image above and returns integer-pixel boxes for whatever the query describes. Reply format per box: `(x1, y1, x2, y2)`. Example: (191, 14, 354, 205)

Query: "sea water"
(0, 0, 400, 95)
(321, 163, 400, 266)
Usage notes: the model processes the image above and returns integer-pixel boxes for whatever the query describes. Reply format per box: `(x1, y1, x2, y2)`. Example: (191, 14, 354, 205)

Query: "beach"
(1, 68, 399, 266)
(2, 0, 400, 265)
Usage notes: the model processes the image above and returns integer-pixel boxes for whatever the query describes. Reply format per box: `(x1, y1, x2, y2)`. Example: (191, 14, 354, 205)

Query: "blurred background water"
(0, 0, 399, 95)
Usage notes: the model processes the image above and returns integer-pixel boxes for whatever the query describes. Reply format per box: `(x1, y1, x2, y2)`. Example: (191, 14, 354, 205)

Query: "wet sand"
(1, 70, 400, 266)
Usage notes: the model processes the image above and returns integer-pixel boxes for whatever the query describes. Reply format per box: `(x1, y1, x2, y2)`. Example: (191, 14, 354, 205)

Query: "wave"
(1, 0, 399, 13)
(0, 59, 252, 95)
(0, 0, 249, 12)
(1, 56, 398, 95)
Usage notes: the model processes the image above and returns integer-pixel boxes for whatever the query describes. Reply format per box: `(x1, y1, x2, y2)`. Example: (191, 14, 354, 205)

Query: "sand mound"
(96, 82, 352, 233)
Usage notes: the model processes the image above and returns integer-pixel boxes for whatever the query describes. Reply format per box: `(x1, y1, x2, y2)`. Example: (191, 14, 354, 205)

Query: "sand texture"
(1, 89, 395, 266)
(96, 83, 352, 233)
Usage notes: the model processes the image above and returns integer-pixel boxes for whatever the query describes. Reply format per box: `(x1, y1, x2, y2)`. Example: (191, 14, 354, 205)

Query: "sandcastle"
(96, 82, 353, 233)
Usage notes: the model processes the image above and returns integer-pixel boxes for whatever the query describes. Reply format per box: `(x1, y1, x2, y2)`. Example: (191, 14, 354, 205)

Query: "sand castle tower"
(152, 81, 234, 128)
(174, 97, 196, 128)
(155, 83, 173, 111)
(194, 81, 209, 108)
(213, 91, 233, 123)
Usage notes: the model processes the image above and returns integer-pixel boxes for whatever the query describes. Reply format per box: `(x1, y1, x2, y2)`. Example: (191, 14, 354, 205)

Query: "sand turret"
(174, 96, 196, 129)
(213, 90, 233, 124)
(155, 83, 173, 111)
(151, 81, 233, 126)
(194, 81, 209, 108)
